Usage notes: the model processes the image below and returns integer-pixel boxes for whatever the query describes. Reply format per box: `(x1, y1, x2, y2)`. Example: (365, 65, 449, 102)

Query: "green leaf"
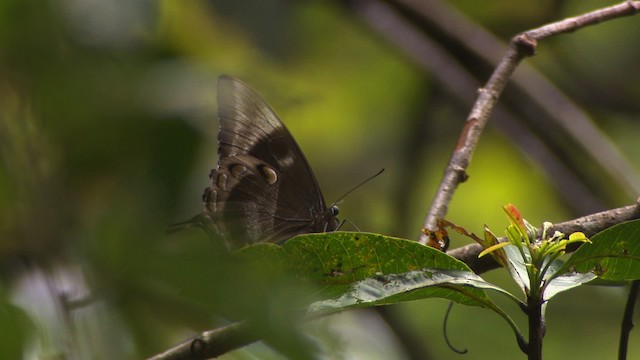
(308, 268, 519, 314)
(238, 232, 517, 311)
(305, 265, 524, 343)
(210, 233, 527, 347)
(503, 245, 530, 294)
(543, 271, 596, 301)
(503, 242, 597, 300)
(503, 204, 528, 241)
(0, 300, 32, 360)
(283, 232, 468, 295)
(563, 219, 640, 281)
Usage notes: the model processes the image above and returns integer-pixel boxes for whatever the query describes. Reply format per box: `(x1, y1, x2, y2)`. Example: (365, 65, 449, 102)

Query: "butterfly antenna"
(166, 213, 210, 234)
(330, 168, 385, 207)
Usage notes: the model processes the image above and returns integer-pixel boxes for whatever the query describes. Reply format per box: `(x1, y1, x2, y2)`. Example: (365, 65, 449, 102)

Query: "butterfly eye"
(329, 205, 339, 216)
(258, 165, 278, 185)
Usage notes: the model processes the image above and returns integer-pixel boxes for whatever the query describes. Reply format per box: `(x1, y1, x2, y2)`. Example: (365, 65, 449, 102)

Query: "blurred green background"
(1, 0, 639, 359)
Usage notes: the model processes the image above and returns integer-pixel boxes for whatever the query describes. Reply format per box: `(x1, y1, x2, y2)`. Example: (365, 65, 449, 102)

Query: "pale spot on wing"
(211, 189, 219, 212)
(202, 187, 218, 212)
(216, 173, 228, 190)
(258, 165, 278, 185)
(230, 164, 247, 177)
(278, 151, 295, 168)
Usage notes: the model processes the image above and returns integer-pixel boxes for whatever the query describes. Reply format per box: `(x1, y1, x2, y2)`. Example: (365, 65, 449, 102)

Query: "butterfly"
(201, 76, 339, 250)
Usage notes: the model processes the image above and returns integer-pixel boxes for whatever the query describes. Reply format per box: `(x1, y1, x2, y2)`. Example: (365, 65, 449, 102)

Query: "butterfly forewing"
(203, 76, 338, 249)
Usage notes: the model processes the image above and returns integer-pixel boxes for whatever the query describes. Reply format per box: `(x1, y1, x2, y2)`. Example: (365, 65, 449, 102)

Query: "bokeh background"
(1, 0, 640, 358)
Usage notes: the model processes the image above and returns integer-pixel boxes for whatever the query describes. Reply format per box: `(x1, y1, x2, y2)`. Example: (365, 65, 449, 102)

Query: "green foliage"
(0, 299, 32, 359)
(564, 219, 640, 281)
(238, 232, 496, 310)
(234, 232, 525, 344)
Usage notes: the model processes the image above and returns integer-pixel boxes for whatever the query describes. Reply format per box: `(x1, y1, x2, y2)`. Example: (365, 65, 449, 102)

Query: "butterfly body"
(202, 76, 338, 249)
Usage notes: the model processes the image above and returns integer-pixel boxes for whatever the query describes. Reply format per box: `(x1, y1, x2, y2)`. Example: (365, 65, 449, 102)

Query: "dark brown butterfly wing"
(202, 76, 338, 249)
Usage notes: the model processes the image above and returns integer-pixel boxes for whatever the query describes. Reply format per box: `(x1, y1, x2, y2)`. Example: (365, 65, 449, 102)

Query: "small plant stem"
(527, 292, 544, 360)
(618, 280, 640, 360)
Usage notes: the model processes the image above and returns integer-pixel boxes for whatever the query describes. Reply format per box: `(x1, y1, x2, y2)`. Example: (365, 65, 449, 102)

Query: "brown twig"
(619, 280, 640, 360)
(392, 0, 640, 201)
(147, 322, 258, 360)
(419, 0, 640, 245)
(350, 0, 606, 218)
